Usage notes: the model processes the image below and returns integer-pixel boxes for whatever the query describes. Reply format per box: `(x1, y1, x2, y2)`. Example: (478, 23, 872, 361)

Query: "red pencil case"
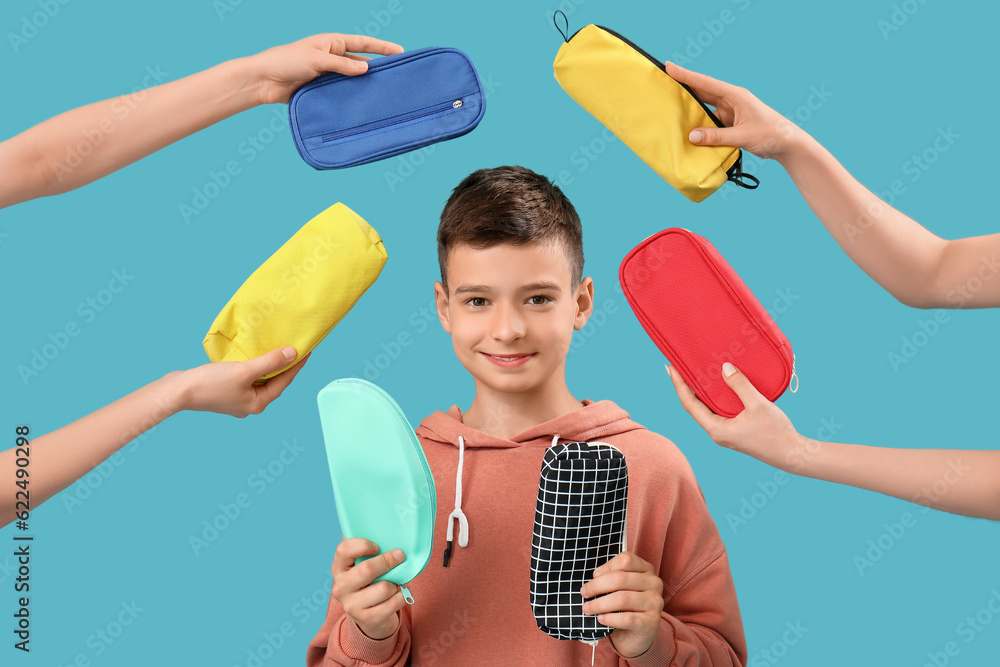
(619, 228, 797, 417)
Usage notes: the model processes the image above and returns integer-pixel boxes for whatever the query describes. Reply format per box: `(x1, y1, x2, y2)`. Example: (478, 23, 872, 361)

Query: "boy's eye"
(468, 297, 487, 307)
(529, 295, 551, 305)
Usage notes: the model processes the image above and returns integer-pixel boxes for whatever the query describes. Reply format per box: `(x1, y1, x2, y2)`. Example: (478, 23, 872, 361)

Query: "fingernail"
(282, 347, 296, 361)
(723, 362, 737, 377)
(582, 602, 590, 614)
(664, 364, 672, 378)
(593, 567, 603, 577)
(393, 549, 404, 560)
(689, 129, 703, 143)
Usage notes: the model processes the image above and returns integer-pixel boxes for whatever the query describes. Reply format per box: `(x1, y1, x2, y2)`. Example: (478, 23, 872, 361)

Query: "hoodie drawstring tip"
(443, 540, 453, 567)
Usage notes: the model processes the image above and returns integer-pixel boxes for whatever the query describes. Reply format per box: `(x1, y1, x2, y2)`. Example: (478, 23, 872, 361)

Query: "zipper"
(568, 24, 758, 189)
(321, 99, 463, 143)
(789, 354, 799, 393)
(592, 26, 726, 130)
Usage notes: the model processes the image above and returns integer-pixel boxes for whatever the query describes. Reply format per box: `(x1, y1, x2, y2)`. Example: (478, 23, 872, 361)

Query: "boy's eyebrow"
(519, 281, 563, 293)
(453, 281, 563, 295)
(453, 284, 495, 295)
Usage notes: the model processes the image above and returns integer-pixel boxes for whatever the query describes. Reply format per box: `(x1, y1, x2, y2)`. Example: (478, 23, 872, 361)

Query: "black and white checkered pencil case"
(529, 438, 628, 656)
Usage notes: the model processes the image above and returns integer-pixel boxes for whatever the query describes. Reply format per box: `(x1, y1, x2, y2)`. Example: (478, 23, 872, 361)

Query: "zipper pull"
(400, 585, 415, 605)
(789, 354, 799, 394)
(553, 10, 570, 42)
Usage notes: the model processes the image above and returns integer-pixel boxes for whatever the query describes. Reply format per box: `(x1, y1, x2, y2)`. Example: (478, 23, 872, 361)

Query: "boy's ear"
(573, 277, 595, 330)
(434, 281, 452, 334)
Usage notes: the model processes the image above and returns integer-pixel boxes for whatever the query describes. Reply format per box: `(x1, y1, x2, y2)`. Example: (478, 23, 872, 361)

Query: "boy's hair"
(437, 166, 584, 288)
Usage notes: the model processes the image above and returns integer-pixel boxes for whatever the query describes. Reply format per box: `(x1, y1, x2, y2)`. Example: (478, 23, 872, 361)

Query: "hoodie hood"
(414, 399, 646, 449)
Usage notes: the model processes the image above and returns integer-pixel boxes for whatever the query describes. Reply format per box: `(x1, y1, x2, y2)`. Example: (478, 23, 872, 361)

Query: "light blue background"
(2, 0, 999, 665)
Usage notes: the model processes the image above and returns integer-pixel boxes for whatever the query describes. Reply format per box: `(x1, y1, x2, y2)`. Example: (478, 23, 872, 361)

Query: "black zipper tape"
(559, 19, 759, 191)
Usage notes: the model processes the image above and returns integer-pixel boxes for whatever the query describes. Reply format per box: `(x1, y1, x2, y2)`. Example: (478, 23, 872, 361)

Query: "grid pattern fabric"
(529, 440, 629, 642)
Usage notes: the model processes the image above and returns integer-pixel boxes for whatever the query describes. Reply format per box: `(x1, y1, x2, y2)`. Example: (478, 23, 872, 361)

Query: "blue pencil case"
(288, 46, 486, 170)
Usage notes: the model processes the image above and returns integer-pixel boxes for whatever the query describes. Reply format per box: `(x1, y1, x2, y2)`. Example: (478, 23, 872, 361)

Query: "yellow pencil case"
(552, 15, 758, 203)
(203, 202, 387, 380)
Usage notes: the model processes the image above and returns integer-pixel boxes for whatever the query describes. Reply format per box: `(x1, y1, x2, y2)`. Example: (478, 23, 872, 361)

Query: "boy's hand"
(246, 33, 405, 105)
(663, 61, 806, 162)
(666, 363, 809, 472)
(168, 347, 308, 418)
(330, 538, 408, 640)
(581, 551, 664, 658)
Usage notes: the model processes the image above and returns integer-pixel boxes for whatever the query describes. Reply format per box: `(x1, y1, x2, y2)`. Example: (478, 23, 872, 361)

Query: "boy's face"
(434, 240, 594, 397)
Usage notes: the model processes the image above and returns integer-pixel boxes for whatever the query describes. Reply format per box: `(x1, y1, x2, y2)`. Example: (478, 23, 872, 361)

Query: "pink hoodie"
(306, 399, 747, 666)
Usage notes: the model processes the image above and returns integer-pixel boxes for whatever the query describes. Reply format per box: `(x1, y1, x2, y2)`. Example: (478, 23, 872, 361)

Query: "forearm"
(788, 436, 1000, 520)
(0, 372, 188, 523)
(0, 57, 261, 208)
(777, 132, 948, 307)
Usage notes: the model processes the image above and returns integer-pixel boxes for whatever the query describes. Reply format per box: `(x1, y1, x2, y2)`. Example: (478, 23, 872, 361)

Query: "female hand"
(170, 347, 309, 418)
(665, 362, 810, 472)
(664, 61, 807, 161)
(247, 33, 405, 104)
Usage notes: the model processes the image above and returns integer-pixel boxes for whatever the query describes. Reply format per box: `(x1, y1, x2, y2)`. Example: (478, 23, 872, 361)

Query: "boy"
(307, 166, 747, 666)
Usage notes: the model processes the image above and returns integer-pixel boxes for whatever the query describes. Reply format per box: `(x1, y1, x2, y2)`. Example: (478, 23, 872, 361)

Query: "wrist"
(774, 126, 816, 169)
(610, 632, 654, 659)
(158, 369, 194, 414)
(782, 432, 821, 476)
(218, 56, 265, 111)
(356, 613, 399, 641)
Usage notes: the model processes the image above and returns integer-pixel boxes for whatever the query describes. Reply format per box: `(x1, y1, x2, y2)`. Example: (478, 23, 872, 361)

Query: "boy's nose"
(490, 303, 526, 342)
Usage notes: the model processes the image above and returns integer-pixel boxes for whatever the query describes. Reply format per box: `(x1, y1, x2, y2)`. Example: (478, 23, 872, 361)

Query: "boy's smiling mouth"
(481, 352, 536, 367)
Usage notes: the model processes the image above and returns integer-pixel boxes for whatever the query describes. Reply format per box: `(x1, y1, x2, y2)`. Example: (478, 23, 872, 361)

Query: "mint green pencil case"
(316, 378, 436, 603)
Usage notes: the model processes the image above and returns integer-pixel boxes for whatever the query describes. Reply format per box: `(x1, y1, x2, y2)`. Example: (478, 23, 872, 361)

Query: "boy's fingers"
(351, 579, 404, 611)
(590, 610, 651, 630)
(354, 548, 406, 587)
(582, 572, 656, 599)
(364, 593, 408, 627)
(332, 538, 381, 574)
(583, 590, 659, 616)
(665, 365, 725, 432)
(591, 551, 652, 578)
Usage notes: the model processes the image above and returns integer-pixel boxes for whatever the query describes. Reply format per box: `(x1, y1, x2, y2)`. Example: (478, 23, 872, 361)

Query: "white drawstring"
(443, 434, 469, 566)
